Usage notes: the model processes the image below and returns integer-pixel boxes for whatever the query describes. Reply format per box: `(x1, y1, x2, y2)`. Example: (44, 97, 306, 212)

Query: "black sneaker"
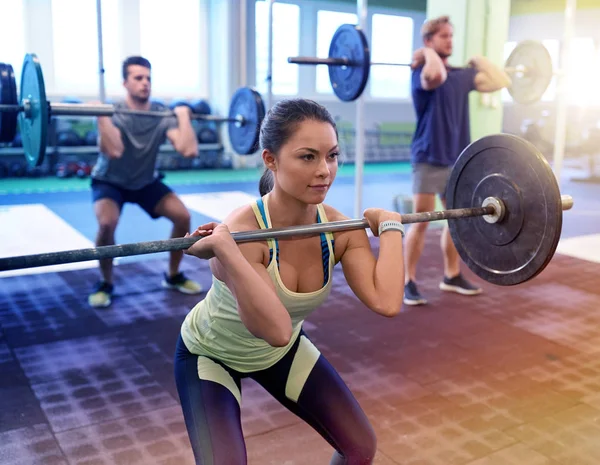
(439, 274, 482, 296)
(88, 281, 114, 308)
(161, 272, 203, 295)
(404, 280, 427, 306)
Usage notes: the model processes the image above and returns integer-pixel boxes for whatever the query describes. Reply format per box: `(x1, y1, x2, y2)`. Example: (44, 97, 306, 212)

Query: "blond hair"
(421, 15, 452, 42)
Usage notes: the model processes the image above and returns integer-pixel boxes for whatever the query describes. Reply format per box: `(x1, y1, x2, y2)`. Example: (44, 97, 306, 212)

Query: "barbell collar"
(561, 194, 574, 210)
(50, 102, 120, 117)
(505, 65, 529, 74)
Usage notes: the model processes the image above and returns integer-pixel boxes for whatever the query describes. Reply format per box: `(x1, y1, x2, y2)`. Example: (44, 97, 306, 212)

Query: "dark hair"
(258, 99, 338, 196)
(122, 56, 152, 80)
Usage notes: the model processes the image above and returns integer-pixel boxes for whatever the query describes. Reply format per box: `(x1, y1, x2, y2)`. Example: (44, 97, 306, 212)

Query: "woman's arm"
(186, 214, 292, 347)
(331, 208, 405, 317)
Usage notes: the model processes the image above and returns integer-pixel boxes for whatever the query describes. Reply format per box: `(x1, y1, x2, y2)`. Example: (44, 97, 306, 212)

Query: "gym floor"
(1, 162, 600, 464)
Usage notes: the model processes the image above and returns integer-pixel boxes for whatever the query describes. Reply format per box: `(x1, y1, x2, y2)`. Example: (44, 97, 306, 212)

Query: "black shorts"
(91, 178, 172, 219)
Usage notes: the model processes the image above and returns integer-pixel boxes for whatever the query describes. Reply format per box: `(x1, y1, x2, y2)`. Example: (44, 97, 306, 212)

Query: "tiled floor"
(1, 226, 600, 464)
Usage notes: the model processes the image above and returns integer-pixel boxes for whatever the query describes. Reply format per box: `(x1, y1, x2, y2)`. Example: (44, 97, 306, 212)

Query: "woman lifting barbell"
(174, 98, 406, 465)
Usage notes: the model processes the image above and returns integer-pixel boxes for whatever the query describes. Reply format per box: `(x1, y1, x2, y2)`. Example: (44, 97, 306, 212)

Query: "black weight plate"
(18, 54, 48, 167)
(507, 40, 553, 105)
(228, 87, 265, 155)
(0, 63, 18, 143)
(328, 24, 370, 102)
(445, 134, 563, 286)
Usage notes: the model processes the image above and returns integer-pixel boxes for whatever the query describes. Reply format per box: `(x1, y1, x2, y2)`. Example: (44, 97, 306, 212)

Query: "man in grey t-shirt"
(88, 56, 202, 308)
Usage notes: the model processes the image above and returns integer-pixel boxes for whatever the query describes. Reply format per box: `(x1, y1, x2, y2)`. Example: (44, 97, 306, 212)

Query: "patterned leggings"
(174, 330, 377, 465)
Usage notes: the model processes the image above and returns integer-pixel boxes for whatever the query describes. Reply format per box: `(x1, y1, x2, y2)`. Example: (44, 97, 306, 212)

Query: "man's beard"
(132, 94, 149, 104)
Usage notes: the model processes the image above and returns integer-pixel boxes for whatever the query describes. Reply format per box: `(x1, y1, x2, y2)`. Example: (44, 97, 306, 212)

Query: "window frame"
(368, 12, 415, 101)
(254, 0, 302, 97)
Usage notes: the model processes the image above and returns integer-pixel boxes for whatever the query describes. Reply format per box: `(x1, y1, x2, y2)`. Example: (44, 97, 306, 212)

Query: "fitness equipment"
(0, 133, 574, 287)
(0, 63, 18, 143)
(0, 54, 266, 166)
(288, 24, 553, 104)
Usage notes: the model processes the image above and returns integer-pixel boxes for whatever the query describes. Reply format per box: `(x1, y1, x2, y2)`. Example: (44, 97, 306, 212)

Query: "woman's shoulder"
(321, 203, 349, 222)
(223, 201, 261, 232)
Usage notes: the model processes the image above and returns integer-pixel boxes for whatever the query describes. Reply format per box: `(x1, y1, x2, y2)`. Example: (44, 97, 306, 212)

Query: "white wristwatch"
(378, 220, 405, 237)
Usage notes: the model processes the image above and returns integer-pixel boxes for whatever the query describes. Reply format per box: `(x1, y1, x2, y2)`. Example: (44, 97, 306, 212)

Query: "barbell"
(287, 24, 553, 105)
(0, 54, 266, 167)
(0, 133, 573, 287)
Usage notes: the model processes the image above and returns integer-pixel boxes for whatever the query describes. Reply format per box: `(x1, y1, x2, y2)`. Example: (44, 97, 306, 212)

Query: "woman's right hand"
(184, 222, 236, 260)
(363, 208, 402, 237)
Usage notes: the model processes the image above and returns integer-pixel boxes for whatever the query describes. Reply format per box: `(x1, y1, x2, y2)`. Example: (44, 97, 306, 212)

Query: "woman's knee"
(349, 426, 377, 464)
(333, 420, 377, 464)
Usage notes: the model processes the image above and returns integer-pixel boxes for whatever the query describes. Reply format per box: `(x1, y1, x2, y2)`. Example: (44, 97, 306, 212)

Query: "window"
(315, 10, 357, 94)
(51, 0, 102, 94)
(0, 0, 26, 91)
(51, 0, 120, 96)
(255, 1, 300, 95)
(140, 0, 203, 95)
(502, 39, 559, 103)
(370, 14, 413, 99)
(98, 0, 122, 96)
(567, 37, 598, 106)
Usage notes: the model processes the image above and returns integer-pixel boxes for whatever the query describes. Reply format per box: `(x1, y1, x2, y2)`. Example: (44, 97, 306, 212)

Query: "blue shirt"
(410, 65, 478, 166)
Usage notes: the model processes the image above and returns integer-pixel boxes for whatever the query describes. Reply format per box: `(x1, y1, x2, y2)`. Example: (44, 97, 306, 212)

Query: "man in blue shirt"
(404, 16, 511, 306)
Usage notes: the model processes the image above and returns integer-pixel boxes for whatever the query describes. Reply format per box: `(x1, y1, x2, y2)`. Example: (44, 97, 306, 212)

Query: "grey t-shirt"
(91, 101, 178, 190)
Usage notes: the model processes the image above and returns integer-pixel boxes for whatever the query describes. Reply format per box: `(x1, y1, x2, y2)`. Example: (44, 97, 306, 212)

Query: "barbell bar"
(0, 133, 574, 287)
(0, 204, 497, 272)
(289, 56, 532, 74)
(0, 54, 266, 166)
(287, 24, 553, 105)
(0, 195, 572, 273)
(0, 102, 246, 124)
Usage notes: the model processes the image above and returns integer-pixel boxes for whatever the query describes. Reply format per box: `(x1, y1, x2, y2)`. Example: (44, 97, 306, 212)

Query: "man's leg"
(403, 193, 436, 306)
(94, 198, 121, 283)
(404, 193, 437, 283)
(437, 197, 482, 296)
(439, 197, 461, 279)
(153, 192, 192, 277)
(88, 181, 122, 308)
(139, 180, 202, 295)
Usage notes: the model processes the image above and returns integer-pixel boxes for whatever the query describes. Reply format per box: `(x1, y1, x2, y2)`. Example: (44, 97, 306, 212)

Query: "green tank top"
(181, 193, 336, 372)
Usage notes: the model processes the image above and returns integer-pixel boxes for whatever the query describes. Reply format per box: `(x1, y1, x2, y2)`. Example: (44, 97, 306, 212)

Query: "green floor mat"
(0, 162, 412, 195)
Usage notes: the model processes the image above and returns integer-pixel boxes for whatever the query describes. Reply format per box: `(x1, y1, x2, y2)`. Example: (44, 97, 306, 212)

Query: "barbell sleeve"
(198, 114, 244, 124)
(50, 102, 121, 117)
(288, 56, 351, 66)
(0, 104, 25, 112)
(370, 62, 411, 67)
